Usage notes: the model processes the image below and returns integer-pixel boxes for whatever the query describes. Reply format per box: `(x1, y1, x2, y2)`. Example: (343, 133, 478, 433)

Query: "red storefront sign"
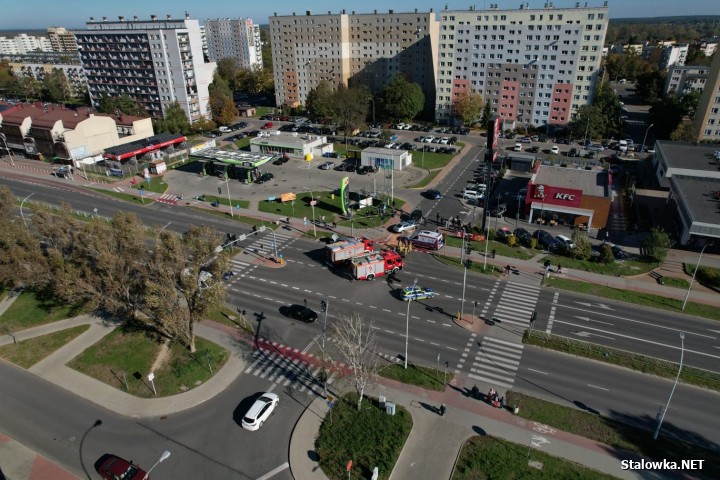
(527, 184, 583, 208)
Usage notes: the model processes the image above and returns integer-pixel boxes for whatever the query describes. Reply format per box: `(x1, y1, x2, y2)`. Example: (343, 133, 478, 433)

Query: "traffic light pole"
(321, 300, 329, 398)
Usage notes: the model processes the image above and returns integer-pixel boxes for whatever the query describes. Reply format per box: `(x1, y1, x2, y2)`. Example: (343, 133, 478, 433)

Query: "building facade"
(9, 58, 87, 98)
(692, 51, 720, 141)
(0, 34, 53, 55)
(46, 27, 79, 53)
(204, 18, 262, 69)
(435, 4, 608, 128)
(664, 65, 709, 97)
(73, 14, 216, 122)
(269, 9, 439, 111)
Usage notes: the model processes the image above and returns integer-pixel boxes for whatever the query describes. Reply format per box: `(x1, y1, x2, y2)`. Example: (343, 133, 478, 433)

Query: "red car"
(95, 454, 148, 480)
(262, 122, 273, 129)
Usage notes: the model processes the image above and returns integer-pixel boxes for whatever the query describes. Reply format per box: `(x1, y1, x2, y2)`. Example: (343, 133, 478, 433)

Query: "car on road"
(242, 392, 280, 431)
(255, 172, 274, 184)
(424, 189, 442, 200)
(550, 146, 560, 155)
(392, 220, 418, 233)
(400, 286, 437, 301)
(513, 227, 532, 245)
(319, 161, 335, 170)
(95, 454, 147, 480)
(286, 304, 318, 323)
(272, 156, 289, 165)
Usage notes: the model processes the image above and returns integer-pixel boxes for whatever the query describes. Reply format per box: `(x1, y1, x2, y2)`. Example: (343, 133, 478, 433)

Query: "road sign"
(310, 200, 317, 206)
(346, 460, 353, 471)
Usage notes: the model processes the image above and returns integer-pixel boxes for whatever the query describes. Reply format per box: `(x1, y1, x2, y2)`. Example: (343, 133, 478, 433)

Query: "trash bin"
(513, 405, 520, 415)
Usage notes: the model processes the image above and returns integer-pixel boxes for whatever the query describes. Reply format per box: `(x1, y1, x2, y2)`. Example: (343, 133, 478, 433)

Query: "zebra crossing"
(468, 336, 524, 389)
(489, 282, 541, 328)
(225, 230, 295, 282)
(244, 348, 336, 396)
(156, 193, 178, 205)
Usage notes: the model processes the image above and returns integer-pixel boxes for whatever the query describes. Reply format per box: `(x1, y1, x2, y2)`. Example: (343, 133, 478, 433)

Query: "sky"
(1, 0, 719, 30)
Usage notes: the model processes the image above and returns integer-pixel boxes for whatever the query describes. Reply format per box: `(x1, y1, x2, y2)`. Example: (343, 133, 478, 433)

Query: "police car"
(400, 286, 437, 301)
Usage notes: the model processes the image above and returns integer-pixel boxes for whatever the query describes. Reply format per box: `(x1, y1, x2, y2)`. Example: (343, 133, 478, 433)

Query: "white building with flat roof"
(250, 131, 333, 159)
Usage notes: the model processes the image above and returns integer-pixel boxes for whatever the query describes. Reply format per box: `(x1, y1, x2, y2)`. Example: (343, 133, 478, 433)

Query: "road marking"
(527, 368, 548, 375)
(587, 384, 609, 392)
(255, 462, 290, 480)
(574, 315, 614, 326)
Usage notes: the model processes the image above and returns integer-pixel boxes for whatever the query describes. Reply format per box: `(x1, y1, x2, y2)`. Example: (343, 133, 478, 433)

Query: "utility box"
(379, 396, 386, 408)
(385, 402, 396, 416)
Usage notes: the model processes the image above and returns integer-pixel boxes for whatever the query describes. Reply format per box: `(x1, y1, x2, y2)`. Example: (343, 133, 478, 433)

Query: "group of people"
(487, 388, 505, 409)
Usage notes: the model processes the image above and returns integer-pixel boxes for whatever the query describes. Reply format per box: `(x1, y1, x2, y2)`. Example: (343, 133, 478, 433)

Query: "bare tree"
(329, 312, 380, 411)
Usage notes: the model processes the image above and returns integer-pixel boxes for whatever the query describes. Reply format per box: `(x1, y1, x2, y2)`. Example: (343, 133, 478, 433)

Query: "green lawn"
(195, 195, 250, 209)
(378, 363, 453, 391)
(658, 276, 690, 289)
(89, 188, 155, 205)
(0, 291, 88, 332)
(251, 106, 274, 118)
(539, 254, 657, 276)
(409, 150, 455, 170)
(444, 235, 536, 260)
(234, 137, 251, 149)
(205, 304, 254, 334)
(433, 255, 500, 276)
(0, 325, 90, 368)
(129, 175, 168, 194)
(316, 394, 412, 480)
(505, 391, 720, 479)
(453, 436, 618, 480)
(545, 277, 720, 321)
(405, 170, 440, 189)
(68, 327, 229, 398)
(686, 263, 720, 291)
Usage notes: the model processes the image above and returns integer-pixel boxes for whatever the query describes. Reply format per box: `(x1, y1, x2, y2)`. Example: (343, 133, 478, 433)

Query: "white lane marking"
(255, 462, 290, 480)
(527, 368, 549, 375)
(587, 384, 609, 392)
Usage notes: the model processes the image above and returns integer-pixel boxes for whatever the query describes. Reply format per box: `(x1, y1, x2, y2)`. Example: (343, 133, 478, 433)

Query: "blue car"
(400, 286, 437, 301)
(424, 189, 442, 200)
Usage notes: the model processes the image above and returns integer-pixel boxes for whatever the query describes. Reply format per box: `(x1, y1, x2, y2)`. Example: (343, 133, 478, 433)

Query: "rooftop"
(363, 147, 408, 156)
(656, 140, 720, 172)
(250, 132, 326, 147)
(533, 165, 608, 197)
(671, 176, 720, 226)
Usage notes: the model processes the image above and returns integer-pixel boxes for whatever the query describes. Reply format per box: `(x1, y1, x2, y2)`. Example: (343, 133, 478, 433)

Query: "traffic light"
(530, 311, 537, 324)
(231, 234, 238, 242)
(225, 233, 231, 243)
(465, 245, 472, 255)
(465, 259, 472, 268)
(252, 225, 258, 235)
(321, 300, 327, 312)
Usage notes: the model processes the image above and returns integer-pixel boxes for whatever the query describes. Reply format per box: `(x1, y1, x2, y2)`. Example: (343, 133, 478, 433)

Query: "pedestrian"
(439, 403, 446, 416)
(436, 212, 440, 224)
(492, 248, 496, 259)
(557, 264, 563, 274)
(218, 186, 222, 195)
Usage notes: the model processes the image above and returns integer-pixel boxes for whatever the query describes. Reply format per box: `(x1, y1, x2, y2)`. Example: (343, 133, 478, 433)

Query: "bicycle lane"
(0, 433, 79, 480)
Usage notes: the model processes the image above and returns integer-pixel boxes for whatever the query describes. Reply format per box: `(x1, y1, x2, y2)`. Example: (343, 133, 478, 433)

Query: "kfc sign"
(530, 184, 582, 208)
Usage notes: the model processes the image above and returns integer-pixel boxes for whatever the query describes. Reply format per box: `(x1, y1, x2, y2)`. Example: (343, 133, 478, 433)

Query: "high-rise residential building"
(269, 9, 439, 111)
(205, 18, 262, 69)
(664, 65, 710, 97)
(0, 34, 52, 55)
(692, 51, 720, 141)
(47, 27, 79, 53)
(73, 13, 216, 122)
(435, 4, 609, 128)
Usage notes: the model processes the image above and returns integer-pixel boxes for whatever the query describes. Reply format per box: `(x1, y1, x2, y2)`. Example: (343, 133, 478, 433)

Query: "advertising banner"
(340, 176, 350, 215)
(528, 184, 583, 208)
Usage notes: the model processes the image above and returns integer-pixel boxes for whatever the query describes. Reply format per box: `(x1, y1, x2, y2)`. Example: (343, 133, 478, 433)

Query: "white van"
(218, 126, 231, 133)
(618, 140, 628, 153)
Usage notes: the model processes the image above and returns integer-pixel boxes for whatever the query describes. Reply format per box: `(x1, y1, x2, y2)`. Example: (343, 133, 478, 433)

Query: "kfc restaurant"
(524, 165, 611, 230)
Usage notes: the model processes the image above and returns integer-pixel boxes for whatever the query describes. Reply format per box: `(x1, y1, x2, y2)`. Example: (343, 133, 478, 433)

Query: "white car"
(242, 392, 279, 431)
(555, 234, 576, 250)
(392, 220, 418, 233)
(423, 135, 435, 143)
(439, 137, 449, 144)
(550, 146, 560, 154)
(513, 143, 523, 151)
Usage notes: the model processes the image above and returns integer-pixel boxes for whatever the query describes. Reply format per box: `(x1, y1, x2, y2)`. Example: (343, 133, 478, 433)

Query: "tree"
(209, 72, 233, 98)
(306, 80, 336, 119)
(642, 227, 674, 262)
(635, 68, 667, 104)
(216, 58, 239, 87)
(480, 101, 493, 129)
(155, 101, 190, 134)
(235, 67, 274, 96)
(329, 312, 380, 411)
(19, 76, 41, 102)
(330, 85, 370, 138)
(649, 96, 685, 140)
(571, 230, 592, 261)
(670, 119, 696, 142)
(0, 60, 21, 99)
(99, 93, 146, 116)
(209, 89, 238, 126)
(679, 89, 702, 118)
(42, 69, 70, 103)
(145, 226, 228, 352)
(598, 243, 615, 264)
(381, 74, 425, 121)
(453, 91, 484, 126)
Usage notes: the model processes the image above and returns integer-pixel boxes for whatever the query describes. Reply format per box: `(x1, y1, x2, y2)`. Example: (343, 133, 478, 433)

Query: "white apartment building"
(0, 34, 53, 55)
(205, 18, 262, 69)
(435, 4, 609, 127)
(660, 44, 689, 70)
(269, 9, 439, 109)
(73, 13, 216, 122)
(692, 51, 720, 141)
(9, 61, 87, 97)
(47, 27, 79, 53)
(664, 65, 709, 97)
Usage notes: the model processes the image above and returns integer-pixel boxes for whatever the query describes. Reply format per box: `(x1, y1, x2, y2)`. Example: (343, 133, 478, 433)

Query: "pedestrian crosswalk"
(468, 336, 524, 389)
(225, 231, 295, 282)
(244, 348, 336, 396)
(156, 193, 178, 205)
(489, 282, 541, 328)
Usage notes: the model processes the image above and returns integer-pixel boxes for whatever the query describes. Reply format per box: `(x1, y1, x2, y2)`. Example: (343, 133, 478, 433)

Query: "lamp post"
(682, 243, 710, 310)
(20, 193, 34, 228)
(516, 193, 523, 231)
(302, 187, 316, 237)
(0, 134, 16, 167)
(143, 450, 171, 480)
(460, 257, 470, 322)
(369, 98, 376, 125)
(642, 124, 654, 154)
(222, 173, 233, 218)
(268, 227, 279, 262)
(320, 299, 329, 398)
(653, 333, 685, 440)
(156, 221, 172, 240)
(404, 278, 418, 369)
(483, 209, 490, 271)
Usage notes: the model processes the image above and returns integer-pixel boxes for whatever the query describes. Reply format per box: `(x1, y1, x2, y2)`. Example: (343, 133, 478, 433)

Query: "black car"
(514, 228, 532, 245)
(287, 304, 318, 323)
(527, 146, 539, 153)
(532, 229, 558, 250)
(424, 189, 442, 200)
(255, 172, 274, 184)
(334, 163, 349, 171)
(568, 148, 579, 157)
(272, 157, 289, 165)
(612, 245, 632, 260)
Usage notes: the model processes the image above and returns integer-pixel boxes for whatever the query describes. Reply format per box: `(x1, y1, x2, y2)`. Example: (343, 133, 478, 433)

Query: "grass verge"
(378, 363, 454, 391)
(128, 175, 168, 194)
(68, 327, 229, 398)
(523, 330, 720, 390)
(205, 304, 254, 334)
(434, 255, 499, 276)
(658, 276, 690, 289)
(194, 195, 250, 209)
(405, 170, 440, 189)
(505, 391, 720, 479)
(453, 435, 618, 480)
(539, 254, 657, 276)
(545, 277, 720, 321)
(316, 393, 412, 480)
(89, 188, 155, 205)
(0, 325, 90, 368)
(0, 291, 88, 332)
(444, 235, 535, 260)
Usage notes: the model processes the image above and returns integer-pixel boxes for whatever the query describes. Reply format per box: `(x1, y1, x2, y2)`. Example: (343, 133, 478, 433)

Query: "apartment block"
(0, 34, 53, 55)
(73, 13, 216, 122)
(9, 60, 87, 98)
(205, 18, 262, 69)
(269, 9, 438, 111)
(435, 3, 608, 127)
(47, 27, 79, 53)
(692, 51, 720, 141)
(664, 65, 710, 97)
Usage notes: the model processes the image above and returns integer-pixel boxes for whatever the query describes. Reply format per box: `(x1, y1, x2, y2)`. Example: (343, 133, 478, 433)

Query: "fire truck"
(326, 237, 375, 264)
(350, 250, 403, 280)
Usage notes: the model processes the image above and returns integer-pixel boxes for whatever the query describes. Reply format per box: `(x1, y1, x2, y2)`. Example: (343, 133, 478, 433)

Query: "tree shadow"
(232, 392, 264, 427)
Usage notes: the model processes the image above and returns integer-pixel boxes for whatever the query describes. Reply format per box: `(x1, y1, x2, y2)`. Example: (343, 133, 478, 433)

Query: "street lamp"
(515, 193, 523, 231)
(460, 256, 471, 322)
(320, 299, 329, 398)
(0, 134, 16, 167)
(302, 187, 316, 237)
(368, 98, 376, 125)
(143, 450, 171, 480)
(653, 333, 685, 440)
(642, 124, 654, 154)
(682, 243, 710, 310)
(20, 193, 34, 228)
(268, 227, 279, 262)
(404, 278, 418, 369)
(223, 173, 233, 218)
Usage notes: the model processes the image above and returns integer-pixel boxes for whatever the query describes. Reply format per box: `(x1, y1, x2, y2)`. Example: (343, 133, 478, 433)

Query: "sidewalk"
(0, 433, 79, 480)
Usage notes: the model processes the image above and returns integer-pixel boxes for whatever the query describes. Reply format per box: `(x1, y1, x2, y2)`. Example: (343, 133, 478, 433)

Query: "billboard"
(340, 176, 350, 215)
(528, 184, 583, 209)
(487, 115, 502, 151)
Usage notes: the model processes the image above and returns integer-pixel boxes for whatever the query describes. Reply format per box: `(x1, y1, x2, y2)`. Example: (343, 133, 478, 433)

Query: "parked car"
(555, 234, 576, 250)
(255, 172, 274, 184)
(400, 286, 437, 301)
(588, 144, 604, 152)
(272, 156, 289, 165)
(392, 220, 418, 233)
(357, 165, 376, 175)
(612, 245, 632, 260)
(262, 122, 273, 129)
(287, 304, 318, 323)
(514, 228, 532, 245)
(568, 148, 579, 157)
(95, 454, 147, 480)
(242, 392, 280, 431)
(462, 190, 484, 201)
(496, 227, 513, 241)
(532, 229, 557, 250)
(528, 146, 539, 153)
(513, 143, 523, 151)
(550, 146, 560, 155)
(319, 161, 335, 170)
